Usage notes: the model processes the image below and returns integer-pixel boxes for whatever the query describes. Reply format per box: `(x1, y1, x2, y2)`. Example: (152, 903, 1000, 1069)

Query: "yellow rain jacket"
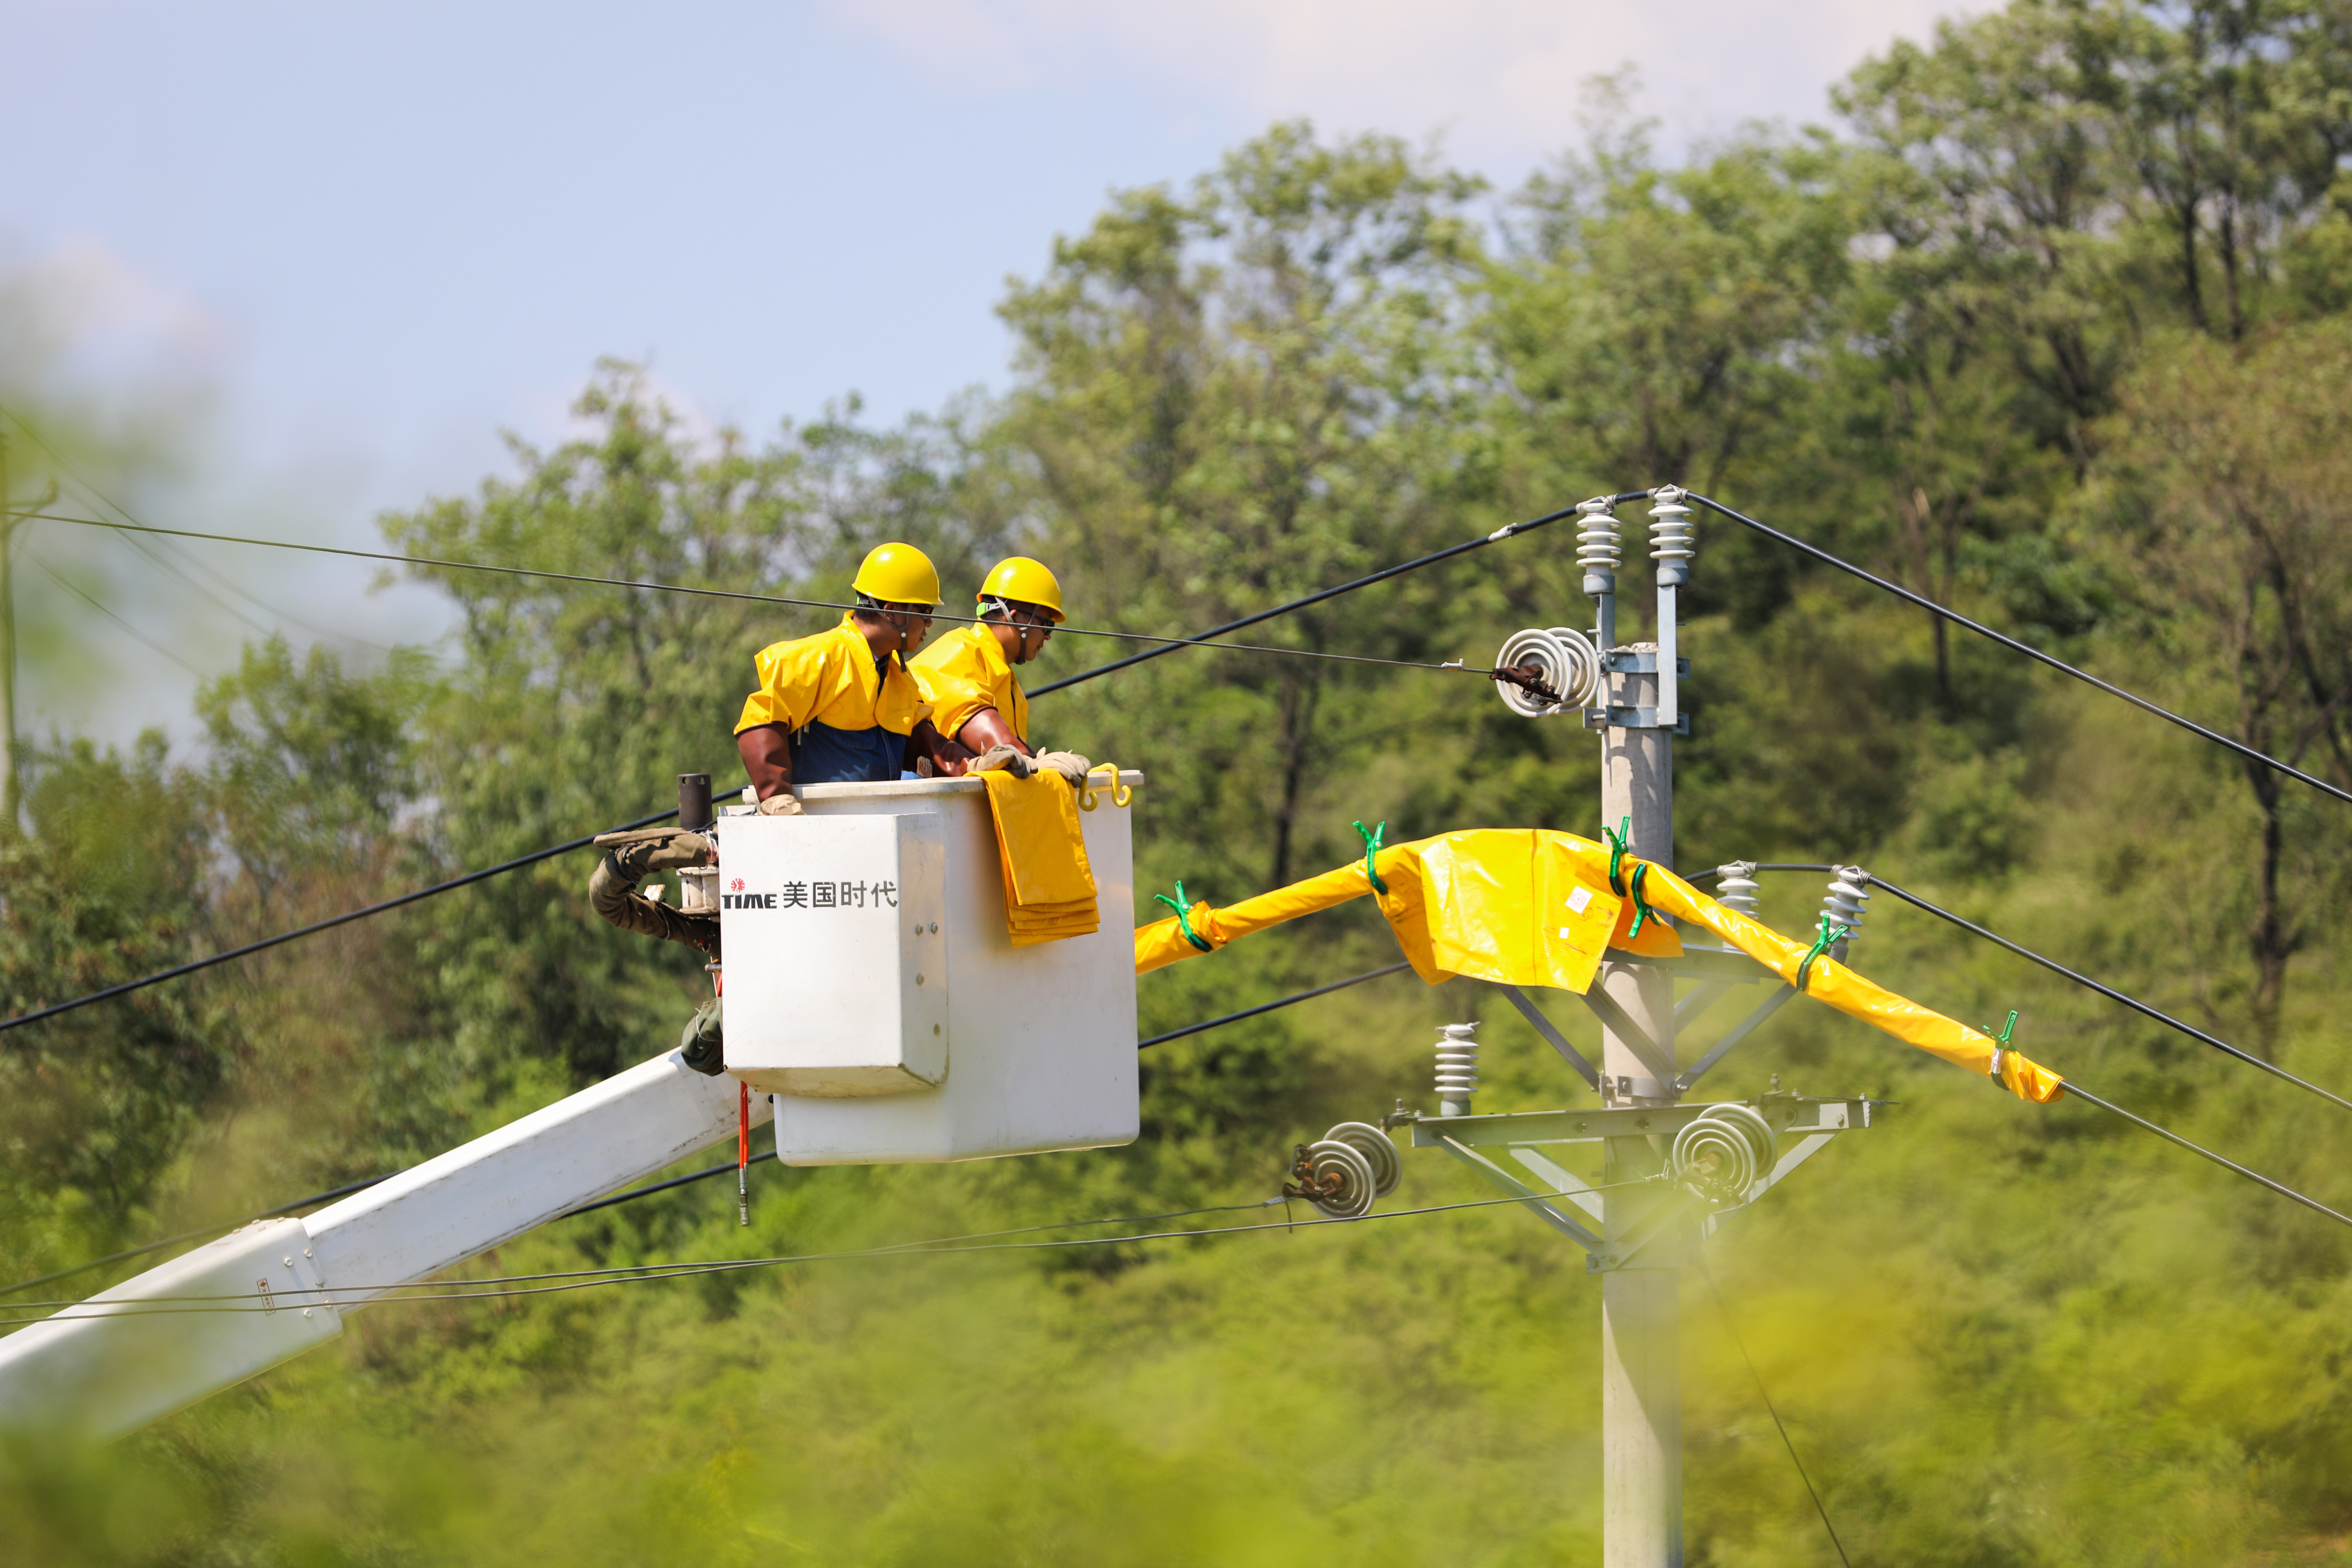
(910, 623, 1028, 746)
(734, 615, 932, 785)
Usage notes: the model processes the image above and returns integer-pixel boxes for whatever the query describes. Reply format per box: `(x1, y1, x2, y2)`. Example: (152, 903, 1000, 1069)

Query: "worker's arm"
(954, 707, 1031, 758)
(736, 723, 793, 800)
(905, 719, 974, 777)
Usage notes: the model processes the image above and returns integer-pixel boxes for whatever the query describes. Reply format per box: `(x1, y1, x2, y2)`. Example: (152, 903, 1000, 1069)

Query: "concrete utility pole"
(1426, 489, 1868, 1565)
(1594, 485, 1694, 1567)
(1598, 644, 1682, 1567)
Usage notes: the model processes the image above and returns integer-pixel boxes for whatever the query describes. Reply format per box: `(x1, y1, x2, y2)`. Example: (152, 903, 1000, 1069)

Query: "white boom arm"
(0, 1047, 770, 1443)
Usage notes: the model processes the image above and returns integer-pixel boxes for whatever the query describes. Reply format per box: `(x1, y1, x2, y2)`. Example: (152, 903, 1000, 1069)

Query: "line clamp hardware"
(1795, 913, 1850, 993)
(1983, 1009, 2019, 1085)
(1078, 763, 1133, 812)
(1353, 820, 1390, 896)
(1604, 816, 1632, 896)
(1154, 881, 1215, 953)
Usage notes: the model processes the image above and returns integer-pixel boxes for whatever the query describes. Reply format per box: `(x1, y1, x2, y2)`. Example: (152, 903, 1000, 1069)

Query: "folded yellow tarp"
(980, 771, 1099, 946)
(1132, 827, 2064, 1104)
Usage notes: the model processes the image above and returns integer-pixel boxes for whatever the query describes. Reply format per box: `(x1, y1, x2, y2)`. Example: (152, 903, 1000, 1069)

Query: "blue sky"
(3, 0, 1965, 744)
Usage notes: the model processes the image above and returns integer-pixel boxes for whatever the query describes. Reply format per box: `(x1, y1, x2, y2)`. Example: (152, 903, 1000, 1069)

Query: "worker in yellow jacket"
(733, 543, 969, 810)
(910, 556, 1092, 786)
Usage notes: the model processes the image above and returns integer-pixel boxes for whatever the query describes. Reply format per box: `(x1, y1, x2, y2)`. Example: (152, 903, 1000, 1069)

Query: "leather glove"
(756, 792, 805, 816)
(968, 743, 1033, 778)
(1031, 750, 1093, 788)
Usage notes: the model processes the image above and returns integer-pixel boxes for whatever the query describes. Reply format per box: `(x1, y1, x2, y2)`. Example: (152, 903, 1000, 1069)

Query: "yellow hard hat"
(978, 556, 1065, 623)
(851, 542, 941, 607)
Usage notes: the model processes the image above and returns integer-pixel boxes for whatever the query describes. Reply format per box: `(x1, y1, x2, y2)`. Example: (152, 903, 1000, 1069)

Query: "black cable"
(1137, 962, 1414, 1049)
(1029, 495, 1645, 697)
(0, 1173, 395, 1298)
(20, 509, 1535, 685)
(23, 549, 204, 676)
(1868, 875, 2352, 1114)
(1, 407, 411, 656)
(0, 490, 1554, 1036)
(1686, 491, 2352, 811)
(1699, 1257, 1853, 1568)
(6, 961, 1406, 1295)
(560, 1149, 776, 1218)
(1, 1182, 1656, 1322)
(0, 802, 685, 1035)
(2065, 1080, 2352, 1229)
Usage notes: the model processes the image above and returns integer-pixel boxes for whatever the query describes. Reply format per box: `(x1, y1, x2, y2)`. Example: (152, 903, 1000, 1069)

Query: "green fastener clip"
(1153, 881, 1215, 953)
(1603, 816, 1632, 896)
(1795, 913, 1850, 993)
(1981, 1009, 2020, 1085)
(1627, 860, 1658, 939)
(1353, 820, 1390, 896)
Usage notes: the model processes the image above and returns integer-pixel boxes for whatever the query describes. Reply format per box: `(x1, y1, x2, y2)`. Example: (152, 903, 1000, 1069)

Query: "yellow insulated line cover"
(1133, 828, 2065, 1104)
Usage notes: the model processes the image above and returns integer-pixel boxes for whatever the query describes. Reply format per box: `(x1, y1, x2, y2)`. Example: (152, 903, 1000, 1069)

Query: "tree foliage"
(10, 4, 2352, 1560)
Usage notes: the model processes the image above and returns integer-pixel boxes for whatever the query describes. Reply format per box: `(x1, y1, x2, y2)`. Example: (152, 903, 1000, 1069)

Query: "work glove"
(678, 997, 725, 1077)
(968, 743, 1033, 778)
(592, 826, 714, 881)
(756, 792, 804, 816)
(1031, 750, 1093, 788)
(589, 830, 721, 952)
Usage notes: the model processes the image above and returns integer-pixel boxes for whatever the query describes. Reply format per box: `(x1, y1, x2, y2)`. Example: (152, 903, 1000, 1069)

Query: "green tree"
(1002, 123, 1499, 895)
(2095, 320, 2352, 1045)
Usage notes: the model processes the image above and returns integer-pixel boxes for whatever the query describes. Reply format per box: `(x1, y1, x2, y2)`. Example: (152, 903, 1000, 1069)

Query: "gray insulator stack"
(1435, 1023, 1480, 1118)
(1821, 866, 1870, 945)
(1714, 862, 1762, 919)
(1649, 489, 1695, 587)
(1577, 502, 1623, 597)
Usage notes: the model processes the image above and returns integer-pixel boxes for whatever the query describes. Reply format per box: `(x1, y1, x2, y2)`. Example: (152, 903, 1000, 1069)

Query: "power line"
(1030, 495, 1642, 697)
(1687, 862, 1834, 880)
(0, 1174, 395, 1298)
(2065, 1080, 2352, 1229)
(1138, 962, 1414, 1049)
(1685, 862, 2352, 1116)
(1673, 884, 2352, 1233)
(1699, 1256, 1853, 1568)
(19, 509, 1542, 687)
(1686, 491, 2352, 811)
(22, 547, 205, 676)
(0, 1180, 1656, 1324)
(0, 498, 1539, 1034)
(2, 400, 418, 655)
(1867, 874, 2352, 1115)
(2, 961, 1414, 1294)
(0, 799, 687, 1035)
